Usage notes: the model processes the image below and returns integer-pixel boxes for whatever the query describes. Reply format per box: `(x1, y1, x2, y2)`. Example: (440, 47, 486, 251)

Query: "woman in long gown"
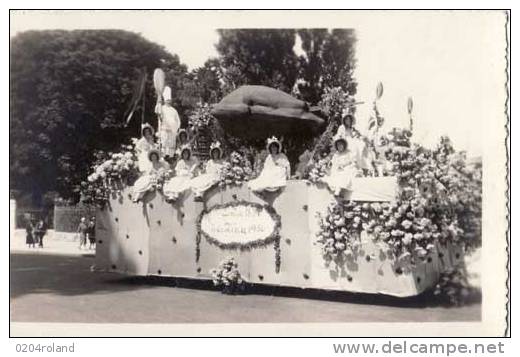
(163, 145, 199, 202)
(25, 217, 35, 248)
(321, 133, 358, 196)
(132, 149, 169, 202)
(190, 142, 225, 200)
(248, 136, 291, 193)
(135, 123, 157, 173)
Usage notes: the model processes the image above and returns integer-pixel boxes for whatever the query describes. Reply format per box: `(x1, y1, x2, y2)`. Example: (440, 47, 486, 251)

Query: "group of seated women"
(132, 123, 226, 202)
(131, 112, 373, 203)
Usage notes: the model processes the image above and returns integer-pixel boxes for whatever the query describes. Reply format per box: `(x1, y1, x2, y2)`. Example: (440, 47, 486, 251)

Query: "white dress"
(336, 125, 370, 170)
(190, 159, 224, 196)
(163, 158, 199, 199)
(135, 137, 157, 173)
(132, 161, 169, 199)
(322, 151, 357, 193)
(248, 153, 290, 192)
(158, 104, 181, 157)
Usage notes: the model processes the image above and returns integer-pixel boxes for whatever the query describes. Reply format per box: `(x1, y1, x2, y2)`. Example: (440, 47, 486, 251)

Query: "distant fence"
(53, 205, 96, 233)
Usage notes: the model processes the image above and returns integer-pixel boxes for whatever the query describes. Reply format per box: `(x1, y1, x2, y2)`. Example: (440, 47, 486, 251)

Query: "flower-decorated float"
(84, 82, 481, 298)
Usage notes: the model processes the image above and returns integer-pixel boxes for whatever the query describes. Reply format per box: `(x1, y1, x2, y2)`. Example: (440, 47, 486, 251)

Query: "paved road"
(10, 250, 481, 324)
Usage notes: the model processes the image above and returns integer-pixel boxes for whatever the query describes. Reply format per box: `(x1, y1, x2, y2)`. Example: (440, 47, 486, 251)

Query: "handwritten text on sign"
(200, 204, 277, 245)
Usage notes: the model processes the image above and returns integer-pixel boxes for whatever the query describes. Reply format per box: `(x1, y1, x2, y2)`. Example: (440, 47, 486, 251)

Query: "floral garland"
(307, 156, 332, 183)
(188, 102, 214, 130)
(319, 86, 355, 123)
(80, 144, 140, 206)
(218, 151, 253, 188)
(197, 200, 281, 251)
(315, 133, 482, 267)
(210, 257, 245, 294)
(316, 201, 364, 265)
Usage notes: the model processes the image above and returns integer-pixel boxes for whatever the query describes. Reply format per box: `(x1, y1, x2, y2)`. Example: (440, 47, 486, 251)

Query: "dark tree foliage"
(296, 29, 357, 104)
(191, 58, 224, 104)
(216, 29, 300, 94)
(10, 30, 187, 204)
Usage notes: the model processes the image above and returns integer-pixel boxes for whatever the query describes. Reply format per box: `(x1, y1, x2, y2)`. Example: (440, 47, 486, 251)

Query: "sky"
(10, 10, 508, 157)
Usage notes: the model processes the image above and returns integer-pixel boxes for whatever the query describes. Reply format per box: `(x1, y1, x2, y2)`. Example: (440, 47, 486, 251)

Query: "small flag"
(376, 82, 384, 100)
(124, 69, 147, 126)
(407, 97, 413, 114)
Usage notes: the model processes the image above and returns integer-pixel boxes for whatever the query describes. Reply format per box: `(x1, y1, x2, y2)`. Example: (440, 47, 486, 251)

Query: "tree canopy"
(295, 29, 357, 104)
(216, 29, 300, 94)
(215, 29, 357, 104)
(10, 30, 188, 204)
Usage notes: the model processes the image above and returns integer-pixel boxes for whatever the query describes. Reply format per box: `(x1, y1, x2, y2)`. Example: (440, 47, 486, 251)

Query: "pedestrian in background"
(25, 216, 35, 248)
(77, 217, 88, 250)
(87, 216, 96, 250)
(34, 218, 47, 248)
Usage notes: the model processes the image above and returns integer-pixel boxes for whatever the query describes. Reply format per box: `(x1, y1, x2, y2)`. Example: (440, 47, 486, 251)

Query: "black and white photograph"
(8, 10, 509, 337)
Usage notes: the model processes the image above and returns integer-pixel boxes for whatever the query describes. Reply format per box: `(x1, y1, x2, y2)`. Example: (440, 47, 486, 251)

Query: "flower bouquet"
(307, 156, 332, 183)
(81, 142, 140, 206)
(219, 151, 253, 188)
(210, 257, 245, 294)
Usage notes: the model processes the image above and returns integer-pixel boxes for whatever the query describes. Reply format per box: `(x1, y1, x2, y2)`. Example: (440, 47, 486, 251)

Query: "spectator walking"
(87, 216, 96, 250)
(34, 218, 47, 248)
(77, 217, 88, 250)
(25, 216, 35, 248)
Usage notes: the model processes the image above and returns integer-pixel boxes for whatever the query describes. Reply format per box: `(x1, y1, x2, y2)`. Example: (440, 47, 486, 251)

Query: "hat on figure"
(141, 123, 155, 136)
(266, 136, 282, 152)
(332, 132, 348, 151)
(178, 128, 188, 142)
(341, 107, 356, 125)
(179, 144, 192, 158)
(209, 141, 223, 158)
(147, 149, 161, 162)
(162, 86, 172, 103)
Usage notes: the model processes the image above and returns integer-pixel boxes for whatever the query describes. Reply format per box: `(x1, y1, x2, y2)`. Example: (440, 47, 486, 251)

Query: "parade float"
(82, 77, 481, 298)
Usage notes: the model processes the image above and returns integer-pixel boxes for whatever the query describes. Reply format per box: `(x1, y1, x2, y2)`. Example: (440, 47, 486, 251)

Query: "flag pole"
(141, 69, 147, 132)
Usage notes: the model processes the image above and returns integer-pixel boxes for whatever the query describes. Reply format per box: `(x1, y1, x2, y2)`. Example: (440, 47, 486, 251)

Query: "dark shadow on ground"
(142, 275, 482, 309)
(10, 252, 481, 309)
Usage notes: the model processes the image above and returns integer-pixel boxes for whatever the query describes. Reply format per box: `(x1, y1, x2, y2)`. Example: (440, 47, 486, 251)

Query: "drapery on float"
(85, 81, 481, 298)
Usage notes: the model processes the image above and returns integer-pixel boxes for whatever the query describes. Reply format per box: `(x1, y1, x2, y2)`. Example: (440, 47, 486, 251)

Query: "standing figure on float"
(163, 145, 199, 202)
(321, 133, 359, 196)
(190, 141, 225, 200)
(132, 149, 169, 203)
(135, 123, 158, 173)
(336, 111, 371, 174)
(156, 86, 181, 161)
(248, 136, 291, 193)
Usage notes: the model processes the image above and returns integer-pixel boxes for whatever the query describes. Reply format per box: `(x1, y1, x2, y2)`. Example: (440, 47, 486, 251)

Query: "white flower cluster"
(219, 151, 253, 187)
(307, 157, 331, 183)
(88, 148, 137, 183)
(210, 257, 244, 289)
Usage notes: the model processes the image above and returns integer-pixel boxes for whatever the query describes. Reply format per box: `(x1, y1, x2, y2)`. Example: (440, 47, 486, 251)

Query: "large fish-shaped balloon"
(211, 85, 325, 138)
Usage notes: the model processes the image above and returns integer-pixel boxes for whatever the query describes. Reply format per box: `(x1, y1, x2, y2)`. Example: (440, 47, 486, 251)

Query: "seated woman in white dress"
(132, 149, 169, 202)
(190, 141, 225, 200)
(163, 145, 199, 202)
(135, 123, 157, 173)
(336, 113, 370, 172)
(321, 133, 359, 196)
(248, 136, 291, 193)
